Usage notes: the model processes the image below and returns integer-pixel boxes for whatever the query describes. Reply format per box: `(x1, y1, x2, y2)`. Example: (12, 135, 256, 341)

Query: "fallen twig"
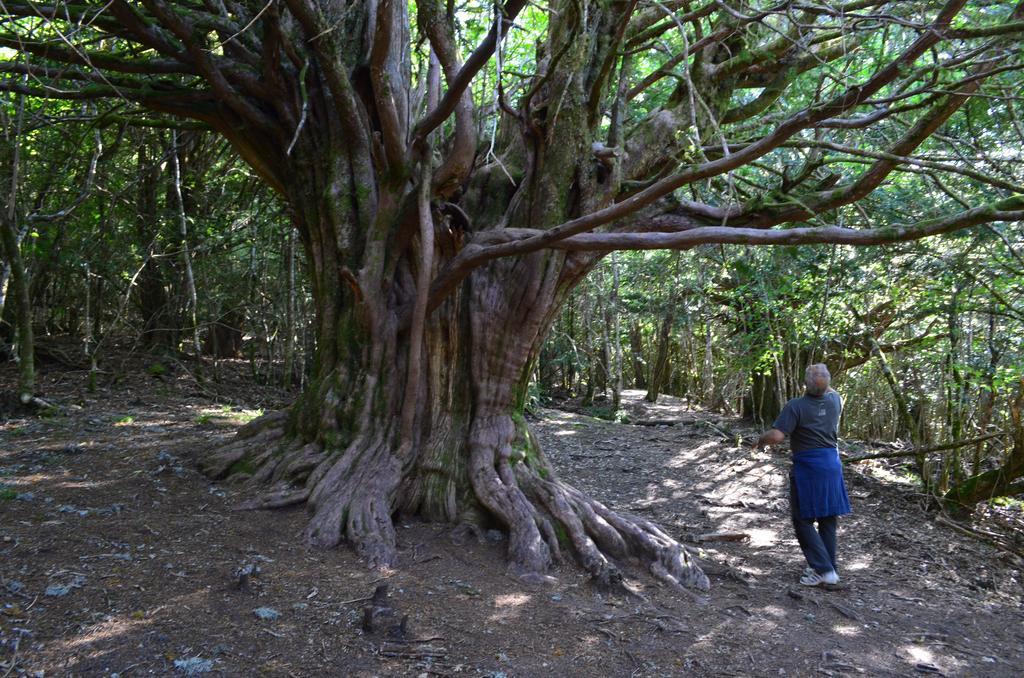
(830, 601, 863, 622)
(314, 594, 373, 608)
(1, 637, 19, 678)
(386, 635, 446, 644)
(687, 531, 751, 543)
(413, 554, 442, 565)
(629, 419, 686, 426)
(378, 642, 446, 659)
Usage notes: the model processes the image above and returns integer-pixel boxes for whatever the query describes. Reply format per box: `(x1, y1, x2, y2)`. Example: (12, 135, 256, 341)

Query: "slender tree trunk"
(172, 132, 203, 366)
(610, 253, 622, 412)
(864, 332, 933, 489)
(973, 311, 1000, 475)
(134, 142, 177, 352)
(283, 229, 297, 388)
(702, 319, 714, 405)
(0, 214, 33, 403)
(595, 291, 609, 398)
(581, 294, 596, 405)
(942, 293, 968, 490)
(561, 302, 575, 393)
(645, 307, 674, 403)
(629, 321, 647, 389)
(0, 222, 27, 331)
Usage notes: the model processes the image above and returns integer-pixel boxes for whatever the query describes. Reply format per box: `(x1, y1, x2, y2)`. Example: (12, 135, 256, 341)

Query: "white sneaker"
(800, 569, 840, 586)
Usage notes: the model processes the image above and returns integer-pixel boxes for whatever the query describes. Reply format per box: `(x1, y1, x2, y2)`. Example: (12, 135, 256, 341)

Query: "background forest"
(3, 104, 1022, 507)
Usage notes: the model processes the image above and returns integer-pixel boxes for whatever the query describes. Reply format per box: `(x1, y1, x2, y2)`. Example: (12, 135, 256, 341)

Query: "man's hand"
(752, 428, 785, 452)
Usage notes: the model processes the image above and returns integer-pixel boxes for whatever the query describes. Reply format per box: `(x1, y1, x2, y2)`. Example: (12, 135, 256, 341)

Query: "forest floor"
(1, 354, 1023, 677)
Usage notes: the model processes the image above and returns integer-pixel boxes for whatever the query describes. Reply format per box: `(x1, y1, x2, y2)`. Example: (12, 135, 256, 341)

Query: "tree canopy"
(2, 1, 1022, 259)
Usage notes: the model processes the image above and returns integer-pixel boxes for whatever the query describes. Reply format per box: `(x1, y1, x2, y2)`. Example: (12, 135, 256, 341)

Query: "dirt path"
(2, 365, 1022, 677)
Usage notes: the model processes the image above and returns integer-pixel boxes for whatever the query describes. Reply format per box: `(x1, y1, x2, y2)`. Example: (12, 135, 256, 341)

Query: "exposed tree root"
(517, 466, 709, 592)
(302, 436, 403, 568)
(199, 410, 288, 479)
(467, 413, 709, 593)
(203, 409, 709, 592)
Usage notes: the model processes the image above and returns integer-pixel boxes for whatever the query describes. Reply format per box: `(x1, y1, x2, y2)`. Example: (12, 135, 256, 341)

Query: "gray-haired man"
(753, 364, 851, 586)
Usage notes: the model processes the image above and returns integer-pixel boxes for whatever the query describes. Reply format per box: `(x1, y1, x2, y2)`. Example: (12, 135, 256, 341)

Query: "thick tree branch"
(369, 0, 408, 175)
(417, 0, 476, 197)
(783, 140, 1024, 194)
(547, 198, 1024, 250)
(413, 0, 527, 140)
(0, 34, 198, 74)
(280, 0, 374, 175)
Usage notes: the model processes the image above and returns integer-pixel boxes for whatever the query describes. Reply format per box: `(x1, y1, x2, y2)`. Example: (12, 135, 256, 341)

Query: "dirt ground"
(2, 356, 1023, 677)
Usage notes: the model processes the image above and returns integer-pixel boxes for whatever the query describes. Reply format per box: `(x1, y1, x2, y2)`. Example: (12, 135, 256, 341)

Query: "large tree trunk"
(203, 228, 708, 590)
(201, 97, 707, 590)
(196, 0, 707, 593)
(134, 142, 178, 352)
(1, 90, 33, 404)
(0, 210, 33, 403)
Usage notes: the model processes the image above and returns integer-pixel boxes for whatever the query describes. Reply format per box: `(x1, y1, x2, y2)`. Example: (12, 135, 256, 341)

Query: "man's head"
(805, 363, 831, 396)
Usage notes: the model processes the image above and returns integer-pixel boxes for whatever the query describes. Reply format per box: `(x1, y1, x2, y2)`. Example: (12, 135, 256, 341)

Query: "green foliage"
(990, 496, 1022, 510)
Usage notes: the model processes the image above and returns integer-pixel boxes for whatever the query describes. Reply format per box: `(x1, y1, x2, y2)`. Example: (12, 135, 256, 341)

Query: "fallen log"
(844, 432, 1007, 463)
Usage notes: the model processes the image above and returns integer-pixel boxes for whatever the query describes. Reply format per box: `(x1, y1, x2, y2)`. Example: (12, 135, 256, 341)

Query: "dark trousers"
(789, 473, 838, 574)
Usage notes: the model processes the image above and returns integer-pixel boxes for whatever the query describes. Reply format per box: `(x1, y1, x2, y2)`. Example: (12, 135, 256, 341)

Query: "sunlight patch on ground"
(745, 527, 778, 547)
(552, 429, 578, 436)
(49, 479, 110, 490)
(191, 405, 263, 426)
(58, 615, 149, 649)
(759, 605, 789, 620)
(492, 593, 531, 609)
(637, 491, 670, 506)
(666, 441, 717, 467)
(489, 593, 532, 622)
(904, 646, 935, 663)
(832, 624, 861, 636)
(2, 472, 70, 487)
(864, 462, 920, 487)
(845, 555, 873, 571)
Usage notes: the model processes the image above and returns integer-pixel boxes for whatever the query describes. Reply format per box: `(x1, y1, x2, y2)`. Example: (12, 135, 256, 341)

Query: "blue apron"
(792, 447, 851, 520)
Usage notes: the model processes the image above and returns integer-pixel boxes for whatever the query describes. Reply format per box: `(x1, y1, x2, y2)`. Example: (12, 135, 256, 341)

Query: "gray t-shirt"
(773, 390, 842, 453)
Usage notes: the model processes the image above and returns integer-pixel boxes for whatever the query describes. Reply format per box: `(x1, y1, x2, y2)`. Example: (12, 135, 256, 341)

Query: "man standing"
(754, 364, 851, 586)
